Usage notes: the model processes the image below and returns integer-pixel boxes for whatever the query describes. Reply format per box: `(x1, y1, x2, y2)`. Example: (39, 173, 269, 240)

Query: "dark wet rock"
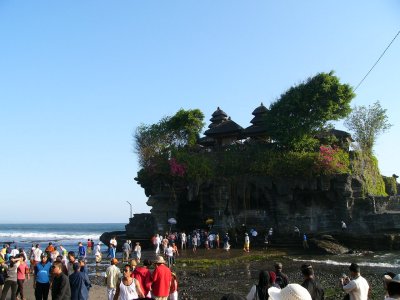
(310, 236, 349, 254)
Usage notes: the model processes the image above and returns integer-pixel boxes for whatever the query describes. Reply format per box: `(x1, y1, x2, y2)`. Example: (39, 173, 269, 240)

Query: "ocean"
(0, 223, 125, 252)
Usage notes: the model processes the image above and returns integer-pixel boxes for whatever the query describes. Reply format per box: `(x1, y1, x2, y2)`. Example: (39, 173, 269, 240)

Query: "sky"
(0, 1, 399, 223)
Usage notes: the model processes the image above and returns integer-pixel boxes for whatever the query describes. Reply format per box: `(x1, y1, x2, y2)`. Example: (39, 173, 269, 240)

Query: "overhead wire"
(354, 30, 400, 92)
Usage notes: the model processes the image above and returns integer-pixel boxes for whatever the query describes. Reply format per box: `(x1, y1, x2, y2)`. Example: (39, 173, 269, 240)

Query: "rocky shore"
(89, 247, 399, 300)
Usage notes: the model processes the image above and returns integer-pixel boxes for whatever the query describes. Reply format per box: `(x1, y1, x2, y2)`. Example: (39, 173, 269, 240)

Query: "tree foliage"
(134, 109, 205, 168)
(264, 71, 355, 150)
(344, 101, 392, 154)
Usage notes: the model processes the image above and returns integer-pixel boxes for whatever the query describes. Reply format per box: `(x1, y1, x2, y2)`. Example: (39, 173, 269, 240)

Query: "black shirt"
(52, 273, 71, 300)
(302, 277, 324, 300)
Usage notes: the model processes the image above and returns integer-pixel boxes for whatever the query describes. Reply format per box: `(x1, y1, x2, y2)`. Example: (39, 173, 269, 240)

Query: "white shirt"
(10, 248, 19, 257)
(118, 278, 139, 300)
(95, 244, 101, 256)
(165, 246, 174, 257)
(343, 275, 369, 300)
(33, 248, 42, 262)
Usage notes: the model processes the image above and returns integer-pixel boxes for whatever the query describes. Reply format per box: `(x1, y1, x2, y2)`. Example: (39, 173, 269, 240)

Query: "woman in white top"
(113, 264, 144, 300)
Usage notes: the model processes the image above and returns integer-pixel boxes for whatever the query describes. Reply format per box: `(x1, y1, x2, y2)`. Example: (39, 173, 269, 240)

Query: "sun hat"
(384, 274, 400, 284)
(154, 256, 166, 264)
(268, 283, 312, 300)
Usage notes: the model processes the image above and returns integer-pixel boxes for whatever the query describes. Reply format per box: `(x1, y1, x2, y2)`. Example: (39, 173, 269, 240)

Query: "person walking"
(303, 233, 309, 249)
(0, 256, 22, 300)
(51, 261, 71, 300)
(151, 256, 172, 300)
(340, 263, 369, 300)
(301, 264, 324, 300)
(16, 254, 30, 300)
(69, 263, 90, 300)
(133, 259, 152, 299)
(105, 258, 121, 300)
(122, 240, 131, 263)
(114, 264, 144, 300)
(243, 233, 250, 252)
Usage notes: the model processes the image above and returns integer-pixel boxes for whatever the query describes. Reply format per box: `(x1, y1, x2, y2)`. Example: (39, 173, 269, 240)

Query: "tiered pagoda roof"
(243, 102, 269, 137)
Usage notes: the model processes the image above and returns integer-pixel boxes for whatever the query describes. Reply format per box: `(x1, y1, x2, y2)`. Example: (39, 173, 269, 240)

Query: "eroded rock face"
(137, 174, 400, 249)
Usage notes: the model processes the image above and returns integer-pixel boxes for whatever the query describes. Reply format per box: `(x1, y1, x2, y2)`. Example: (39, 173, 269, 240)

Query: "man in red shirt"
(151, 256, 171, 300)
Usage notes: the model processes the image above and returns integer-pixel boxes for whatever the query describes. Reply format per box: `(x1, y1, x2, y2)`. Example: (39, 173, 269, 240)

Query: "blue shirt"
(35, 262, 52, 283)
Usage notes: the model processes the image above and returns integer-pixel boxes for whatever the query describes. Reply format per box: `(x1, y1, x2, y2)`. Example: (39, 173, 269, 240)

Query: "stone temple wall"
(141, 174, 400, 236)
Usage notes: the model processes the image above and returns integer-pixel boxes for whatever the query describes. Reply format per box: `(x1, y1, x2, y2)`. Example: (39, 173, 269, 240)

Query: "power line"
(354, 30, 400, 92)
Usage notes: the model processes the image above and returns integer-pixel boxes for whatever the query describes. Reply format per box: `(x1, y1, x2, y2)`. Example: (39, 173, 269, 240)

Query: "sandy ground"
(0, 282, 106, 300)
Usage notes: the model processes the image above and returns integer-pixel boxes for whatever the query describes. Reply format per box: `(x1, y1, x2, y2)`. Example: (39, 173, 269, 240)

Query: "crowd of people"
(0, 241, 93, 300)
(2, 233, 400, 300)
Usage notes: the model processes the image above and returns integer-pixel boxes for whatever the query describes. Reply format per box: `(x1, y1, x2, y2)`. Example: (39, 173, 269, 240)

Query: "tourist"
(133, 242, 141, 262)
(51, 261, 71, 300)
(180, 232, 187, 250)
(0, 256, 22, 300)
(78, 242, 86, 260)
(268, 227, 273, 244)
(133, 259, 152, 299)
(162, 236, 169, 255)
(223, 233, 230, 251)
(216, 233, 220, 249)
(32, 244, 43, 269)
(151, 256, 172, 299)
(0, 258, 6, 294)
(109, 237, 117, 259)
(95, 242, 102, 265)
(384, 273, 400, 299)
(246, 270, 272, 300)
(114, 264, 144, 300)
(269, 271, 280, 288)
(16, 253, 30, 300)
(105, 258, 121, 300)
(192, 234, 197, 253)
(67, 251, 77, 276)
(274, 262, 289, 289)
(51, 246, 60, 262)
(341, 221, 347, 231)
(294, 226, 300, 237)
(383, 272, 396, 298)
(87, 239, 92, 255)
(243, 233, 250, 252)
(55, 255, 68, 275)
(303, 233, 309, 249)
(90, 239, 95, 253)
(10, 246, 19, 258)
(172, 242, 179, 263)
(300, 264, 324, 300)
(170, 272, 178, 300)
(165, 244, 174, 268)
(45, 242, 54, 258)
(130, 259, 137, 273)
(33, 253, 52, 300)
(340, 263, 369, 300)
(122, 240, 131, 263)
(69, 262, 90, 300)
(268, 283, 312, 300)
(153, 234, 161, 255)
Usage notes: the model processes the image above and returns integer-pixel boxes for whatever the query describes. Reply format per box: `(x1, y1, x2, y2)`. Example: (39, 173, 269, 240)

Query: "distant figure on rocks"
(243, 233, 250, 252)
(303, 233, 309, 249)
(341, 221, 347, 231)
(95, 243, 102, 265)
(268, 228, 273, 244)
(223, 233, 230, 251)
(301, 264, 324, 300)
(294, 226, 300, 237)
(109, 237, 117, 259)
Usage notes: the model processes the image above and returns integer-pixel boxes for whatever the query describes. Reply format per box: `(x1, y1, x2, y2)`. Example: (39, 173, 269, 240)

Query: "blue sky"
(0, 1, 399, 223)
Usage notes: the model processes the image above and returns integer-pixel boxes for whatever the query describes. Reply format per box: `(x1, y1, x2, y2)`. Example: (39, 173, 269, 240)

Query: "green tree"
(134, 109, 205, 168)
(344, 101, 392, 154)
(264, 71, 355, 151)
